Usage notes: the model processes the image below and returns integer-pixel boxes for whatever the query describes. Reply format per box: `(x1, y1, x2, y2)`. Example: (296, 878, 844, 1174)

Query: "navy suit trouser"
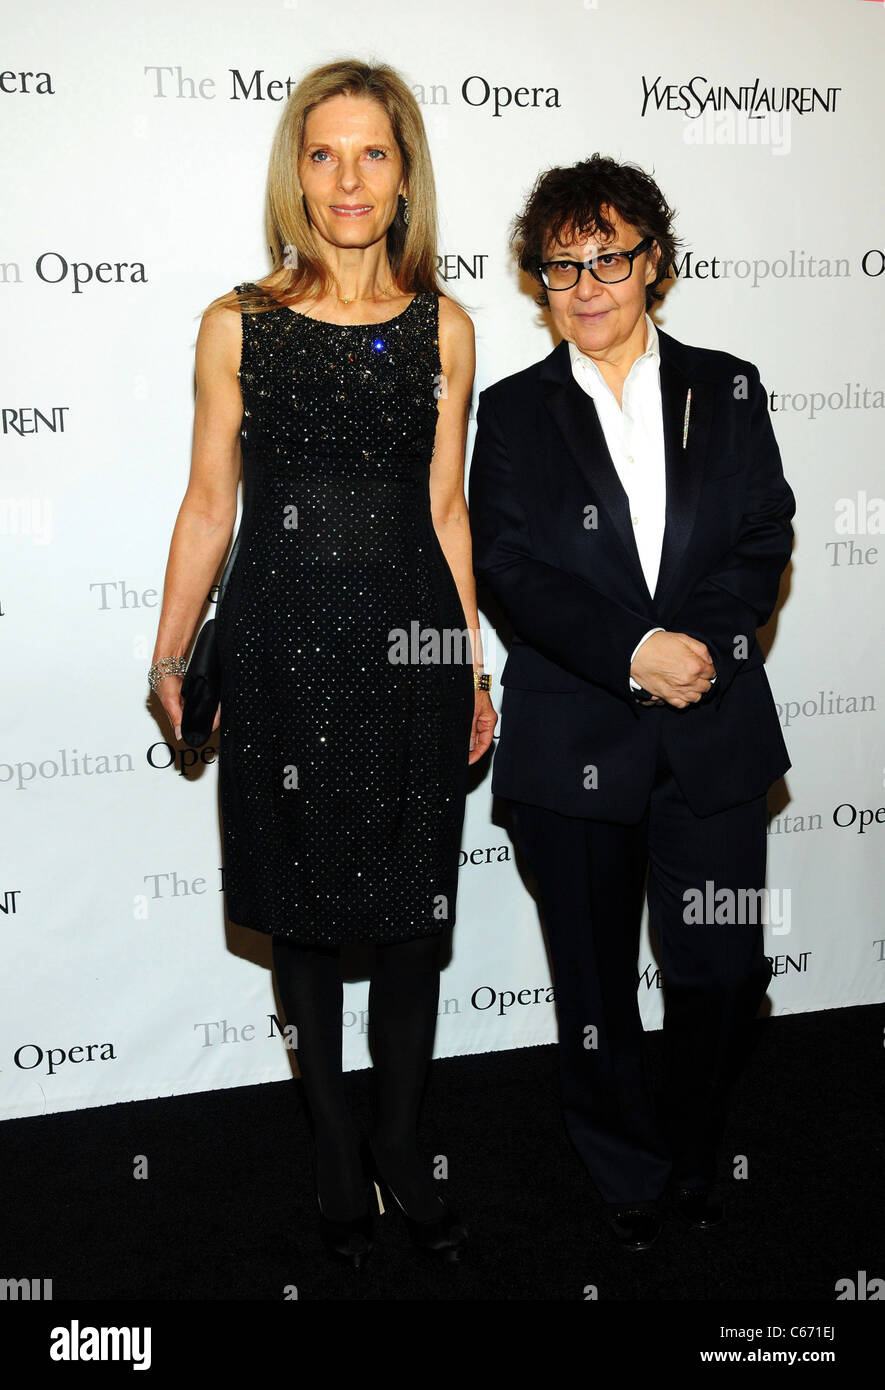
(505, 733, 772, 1206)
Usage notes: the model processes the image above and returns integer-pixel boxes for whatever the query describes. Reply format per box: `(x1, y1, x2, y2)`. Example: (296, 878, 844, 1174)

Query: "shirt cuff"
(628, 628, 664, 691)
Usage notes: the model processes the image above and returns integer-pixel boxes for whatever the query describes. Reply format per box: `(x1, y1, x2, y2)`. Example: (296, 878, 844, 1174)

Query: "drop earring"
(401, 194, 410, 226)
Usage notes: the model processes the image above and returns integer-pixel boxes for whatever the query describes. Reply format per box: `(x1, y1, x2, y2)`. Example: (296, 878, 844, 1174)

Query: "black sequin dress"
(215, 284, 475, 944)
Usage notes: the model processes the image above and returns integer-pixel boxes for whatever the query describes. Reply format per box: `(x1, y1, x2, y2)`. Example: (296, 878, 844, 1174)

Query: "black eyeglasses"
(538, 237, 653, 290)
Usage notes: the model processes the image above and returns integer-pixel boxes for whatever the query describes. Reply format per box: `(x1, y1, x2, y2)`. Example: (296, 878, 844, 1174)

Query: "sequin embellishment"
(215, 285, 474, 943)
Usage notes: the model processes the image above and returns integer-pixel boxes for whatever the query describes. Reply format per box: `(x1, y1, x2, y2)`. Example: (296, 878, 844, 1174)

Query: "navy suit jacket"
(468, 327, 795, 822)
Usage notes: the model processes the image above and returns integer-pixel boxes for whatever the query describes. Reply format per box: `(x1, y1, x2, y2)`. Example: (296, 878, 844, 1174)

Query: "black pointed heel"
(313, 1144, 374, 1268)
(363, 1141, 467, 1262)
(317, 1193, 374, 1269)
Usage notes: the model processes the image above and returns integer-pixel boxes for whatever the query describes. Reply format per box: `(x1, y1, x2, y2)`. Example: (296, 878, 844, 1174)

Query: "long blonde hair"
(210, 59, 442, 315)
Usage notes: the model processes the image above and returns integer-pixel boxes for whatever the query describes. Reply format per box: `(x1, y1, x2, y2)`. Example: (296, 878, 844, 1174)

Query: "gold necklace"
(336, 287, 398, 306)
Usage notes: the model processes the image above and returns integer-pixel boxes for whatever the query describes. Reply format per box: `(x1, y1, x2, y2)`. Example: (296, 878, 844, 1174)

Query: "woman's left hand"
(469, 689, 498, 764)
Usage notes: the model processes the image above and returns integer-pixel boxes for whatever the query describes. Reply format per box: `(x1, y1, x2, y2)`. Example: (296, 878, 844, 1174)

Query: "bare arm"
(429, 295, 497, 763)
(151, 299, 243, 739)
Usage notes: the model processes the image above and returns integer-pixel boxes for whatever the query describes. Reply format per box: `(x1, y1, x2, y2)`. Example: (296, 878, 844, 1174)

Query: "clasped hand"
(629, 631, 715, 710)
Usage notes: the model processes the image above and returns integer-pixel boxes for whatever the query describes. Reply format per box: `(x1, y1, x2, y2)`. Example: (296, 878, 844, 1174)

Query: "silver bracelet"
(148, 655, 187, 693)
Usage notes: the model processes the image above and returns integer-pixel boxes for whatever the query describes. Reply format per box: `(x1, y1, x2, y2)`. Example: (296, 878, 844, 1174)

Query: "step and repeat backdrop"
(2, 0, 884, 1118)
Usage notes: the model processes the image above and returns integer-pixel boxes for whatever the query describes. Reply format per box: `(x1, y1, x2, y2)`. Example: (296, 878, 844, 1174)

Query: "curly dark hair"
(511, 154, 681, 310)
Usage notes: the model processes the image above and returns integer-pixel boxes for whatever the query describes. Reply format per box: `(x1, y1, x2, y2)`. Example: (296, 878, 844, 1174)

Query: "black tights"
(271, 933, 445, 1222)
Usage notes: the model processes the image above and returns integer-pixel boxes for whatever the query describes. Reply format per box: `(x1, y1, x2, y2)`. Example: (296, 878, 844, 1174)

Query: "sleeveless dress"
(214, 284, 475, 944)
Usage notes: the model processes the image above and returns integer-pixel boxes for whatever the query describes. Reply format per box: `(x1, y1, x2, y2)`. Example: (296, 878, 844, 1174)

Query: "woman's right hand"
(157, 673, 185, 743)
(156, 675, 221, 744)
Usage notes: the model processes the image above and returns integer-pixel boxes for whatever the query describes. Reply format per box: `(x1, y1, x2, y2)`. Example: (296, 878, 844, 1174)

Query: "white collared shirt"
(567, 314, 665, 684)
(568, 314, 666, 596)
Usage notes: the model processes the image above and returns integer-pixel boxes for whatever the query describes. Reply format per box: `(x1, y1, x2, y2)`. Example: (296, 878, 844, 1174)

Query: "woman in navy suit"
(469, 154, 794, 1251)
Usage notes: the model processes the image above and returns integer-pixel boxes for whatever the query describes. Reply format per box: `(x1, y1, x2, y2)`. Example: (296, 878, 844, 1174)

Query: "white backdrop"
(2, 0, 884, 1119)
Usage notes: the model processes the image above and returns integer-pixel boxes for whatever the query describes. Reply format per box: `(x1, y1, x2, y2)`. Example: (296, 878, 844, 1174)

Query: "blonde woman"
(150, 59, 496, 1267)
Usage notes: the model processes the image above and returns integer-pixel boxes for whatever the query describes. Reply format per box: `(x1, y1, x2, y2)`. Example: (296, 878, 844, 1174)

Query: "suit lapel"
(538, 333, 715, 613)
(654, 346, 714, 606)
(540, 353, 651, 600)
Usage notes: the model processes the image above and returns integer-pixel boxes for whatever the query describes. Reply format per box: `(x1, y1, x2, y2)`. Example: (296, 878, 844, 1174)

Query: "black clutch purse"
(179, 529, 242, 748)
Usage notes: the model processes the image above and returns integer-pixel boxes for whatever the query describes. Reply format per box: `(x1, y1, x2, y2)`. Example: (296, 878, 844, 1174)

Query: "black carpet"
(3, 1004, 883, 1312)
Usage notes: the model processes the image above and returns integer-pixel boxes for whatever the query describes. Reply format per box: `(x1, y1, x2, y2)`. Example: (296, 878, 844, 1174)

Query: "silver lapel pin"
(682, 387, 692, 449)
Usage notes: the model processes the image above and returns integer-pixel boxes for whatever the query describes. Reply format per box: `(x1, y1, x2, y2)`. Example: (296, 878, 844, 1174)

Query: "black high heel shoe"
(314, 1152, 374, 1268)
(317, 1193, 374, 1269)
(363, 1140, 468, 1262)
